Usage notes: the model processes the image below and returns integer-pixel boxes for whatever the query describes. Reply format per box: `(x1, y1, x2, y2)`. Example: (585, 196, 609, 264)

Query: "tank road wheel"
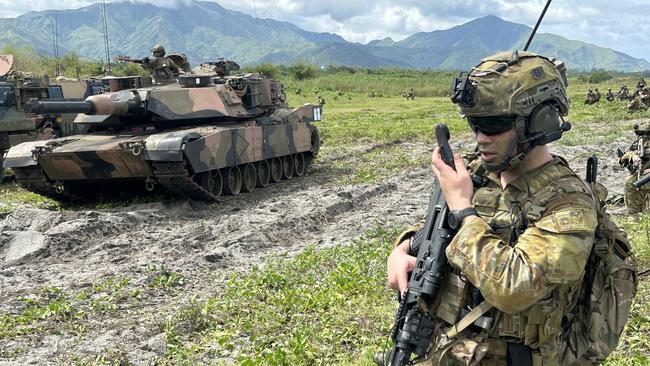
(209, 170, 223, 197)
(241, 163, 257, 193)
(270, 158, 282, 183)
(222, 166, 242, 196)
(256, 160, 271, 188)
(195, 170, 223, 198)
(282, 155, 294, 179)
(294, 153, 306, 177)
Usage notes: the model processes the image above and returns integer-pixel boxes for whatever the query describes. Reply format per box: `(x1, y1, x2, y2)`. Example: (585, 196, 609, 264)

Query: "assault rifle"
(114, 56, 148, 65)
(386, 124, 458, 366)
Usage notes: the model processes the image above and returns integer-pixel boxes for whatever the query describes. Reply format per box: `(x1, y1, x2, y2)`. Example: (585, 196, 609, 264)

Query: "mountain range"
(0, 1, 648, 71)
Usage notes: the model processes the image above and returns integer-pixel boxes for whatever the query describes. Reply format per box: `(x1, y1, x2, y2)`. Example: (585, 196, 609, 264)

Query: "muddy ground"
(0, 133, 636, 365)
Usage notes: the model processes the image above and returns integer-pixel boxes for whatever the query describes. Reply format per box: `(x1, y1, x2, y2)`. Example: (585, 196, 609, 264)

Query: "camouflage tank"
(0, 55, 69, 181)
(3, 63, 322, 202)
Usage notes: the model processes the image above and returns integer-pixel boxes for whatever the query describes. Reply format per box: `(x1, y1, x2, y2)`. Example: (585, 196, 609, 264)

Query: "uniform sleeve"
(445, 204, 597, 314)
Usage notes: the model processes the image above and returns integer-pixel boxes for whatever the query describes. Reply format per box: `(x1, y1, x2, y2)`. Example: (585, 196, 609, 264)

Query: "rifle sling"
(445, 300, 493, 338)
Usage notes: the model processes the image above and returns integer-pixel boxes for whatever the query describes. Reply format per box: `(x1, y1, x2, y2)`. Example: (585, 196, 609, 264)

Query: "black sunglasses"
(467, 116, 516, 136)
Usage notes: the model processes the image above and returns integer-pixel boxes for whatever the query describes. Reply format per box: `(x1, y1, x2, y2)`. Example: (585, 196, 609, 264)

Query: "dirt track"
(0, 135, 633, 364)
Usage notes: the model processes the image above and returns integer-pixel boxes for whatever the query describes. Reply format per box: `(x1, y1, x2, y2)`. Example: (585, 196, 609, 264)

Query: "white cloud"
(0, 0, 648, 60)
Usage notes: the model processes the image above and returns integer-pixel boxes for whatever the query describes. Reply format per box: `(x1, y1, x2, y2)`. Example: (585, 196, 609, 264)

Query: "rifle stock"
(387, 124, 457, 366)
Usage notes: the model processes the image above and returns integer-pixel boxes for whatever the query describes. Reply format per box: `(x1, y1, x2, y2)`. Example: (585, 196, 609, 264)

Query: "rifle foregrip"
(634, 174, 650, 189)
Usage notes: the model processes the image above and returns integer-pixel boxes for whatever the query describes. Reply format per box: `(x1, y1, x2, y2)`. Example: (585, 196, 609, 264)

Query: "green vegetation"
(1, 44, 148, 78)
(0, 276, 136, 340)
(288, 61, 318, 80)
(160, 225, 400, 365)
(0, 183, 60, 213)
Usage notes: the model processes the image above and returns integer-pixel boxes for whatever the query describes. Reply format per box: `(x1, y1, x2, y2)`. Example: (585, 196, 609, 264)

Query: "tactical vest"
(433, 157, 596, 365)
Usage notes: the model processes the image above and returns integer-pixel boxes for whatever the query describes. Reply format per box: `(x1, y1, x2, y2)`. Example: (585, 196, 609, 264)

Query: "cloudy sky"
(1, 0, 649, 61)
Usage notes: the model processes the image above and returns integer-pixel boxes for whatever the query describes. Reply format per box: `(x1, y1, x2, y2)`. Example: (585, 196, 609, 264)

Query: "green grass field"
(2, 70, 649, 365)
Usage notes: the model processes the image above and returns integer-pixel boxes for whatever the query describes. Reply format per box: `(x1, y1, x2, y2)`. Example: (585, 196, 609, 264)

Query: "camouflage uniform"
(407, 88, 416, 100)
(435, 157, 596, 365)
(626, 98, 648, 113)
(142, 45, 181, 84)
(617, 85, 630, 101)
(621, 134, 650, 213)
(394, 155, 597, 366)
(605, 88, 615, 102)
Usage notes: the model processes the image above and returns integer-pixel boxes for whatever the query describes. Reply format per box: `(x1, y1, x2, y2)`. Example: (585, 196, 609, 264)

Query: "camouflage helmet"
(451, 51, 568, 118)
(634, 122, 650, 136)
(152, 44, 165, 57)
(450, 51, 571, 171)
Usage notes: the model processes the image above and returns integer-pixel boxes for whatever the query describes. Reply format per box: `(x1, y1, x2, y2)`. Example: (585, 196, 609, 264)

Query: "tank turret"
(4, 58, 322, 202)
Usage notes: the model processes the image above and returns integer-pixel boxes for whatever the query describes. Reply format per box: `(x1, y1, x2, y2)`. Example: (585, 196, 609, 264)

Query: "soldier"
(626, 97, 648, 113)
(620, 122, 650, 213)
(401, 90, 408, 98)
(317, 95, 325, 106)
(313, 88, 319, 95)
(368, 90, 375, 98)
(406, 88, 416, 100)
(637, 77, 647, 90)
(295, 87, 302, 95)
(383, 52, 601, 365)
(593, 87, 601, 102)
(584, 88, 595, 104)
(142, 44, 181, 84)
(337, 88, 345, 96)
(617, 84, 630, 100)
(606, 87, 615, 101)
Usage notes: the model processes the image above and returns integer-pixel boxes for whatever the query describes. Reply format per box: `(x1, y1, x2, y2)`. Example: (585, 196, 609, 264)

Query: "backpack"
(559, 178, 638, 364)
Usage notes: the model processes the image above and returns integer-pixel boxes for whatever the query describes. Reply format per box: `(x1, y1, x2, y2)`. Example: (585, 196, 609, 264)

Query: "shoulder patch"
(534, 207, 597, 234)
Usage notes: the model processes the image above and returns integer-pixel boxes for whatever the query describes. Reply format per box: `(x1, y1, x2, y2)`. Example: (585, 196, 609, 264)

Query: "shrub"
(289, 61, 318, 80)
(245, 63, 281, 79)
(589, 69, 613, 83)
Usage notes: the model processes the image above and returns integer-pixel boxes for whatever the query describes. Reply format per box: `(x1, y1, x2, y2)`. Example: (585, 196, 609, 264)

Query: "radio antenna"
(524, 0, 552, 51)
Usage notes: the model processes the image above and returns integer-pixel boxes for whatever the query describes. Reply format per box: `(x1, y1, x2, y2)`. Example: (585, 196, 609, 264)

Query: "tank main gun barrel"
(24, 98, 95, 114)
(23, 94, 144, 116)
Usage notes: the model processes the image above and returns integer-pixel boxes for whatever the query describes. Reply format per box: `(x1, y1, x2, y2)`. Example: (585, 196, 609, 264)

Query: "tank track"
(13, 167, 84, 202)
(152, 162, 218, 203)
(13, 149, 318, 203)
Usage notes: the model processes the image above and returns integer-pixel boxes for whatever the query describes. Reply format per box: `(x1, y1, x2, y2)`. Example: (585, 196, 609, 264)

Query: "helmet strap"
(481, 117, 530, 173)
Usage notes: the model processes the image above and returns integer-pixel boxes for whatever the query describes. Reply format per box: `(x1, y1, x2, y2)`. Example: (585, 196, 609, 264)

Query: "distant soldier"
(584, 88, 595, 104)
(638, 77, 647, 90)
(313, 88, 319, 95)
(618, 84, 630, 100)
(626, 97, 648, 113)
(606, 88, 615, 101)
(640, 87, 650, 106)
(368, 90, 375, 98)
(401, 90, 407, 98)
(317, 95, 326, 106)
(295, 87, 302, 95)
(593, 88, 601, 102)
(406, 88, 416, 100)
(337, 88, 345, 96)
(620, 122, 650, 213)
(142, 44, 181, 84)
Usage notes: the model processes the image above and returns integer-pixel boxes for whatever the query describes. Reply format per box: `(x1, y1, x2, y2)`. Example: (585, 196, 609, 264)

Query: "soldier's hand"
(387, 239, 416, 296)
(431, 147, 473, 211)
